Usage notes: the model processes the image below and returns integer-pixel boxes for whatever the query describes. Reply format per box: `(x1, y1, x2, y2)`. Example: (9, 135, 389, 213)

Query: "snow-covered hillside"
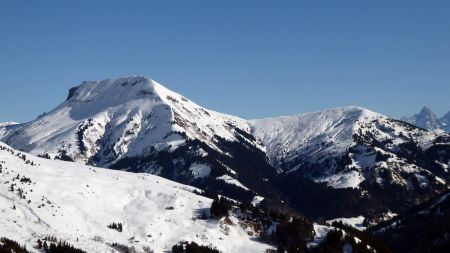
(250, 106, 379, 175)
(0, 122, 18, 137)
(250, 106, 449, 191)
(0, 141, 271, 253)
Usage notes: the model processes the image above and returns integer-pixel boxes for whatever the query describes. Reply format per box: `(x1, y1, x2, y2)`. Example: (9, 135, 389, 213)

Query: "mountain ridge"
(1, 76, 450, 221)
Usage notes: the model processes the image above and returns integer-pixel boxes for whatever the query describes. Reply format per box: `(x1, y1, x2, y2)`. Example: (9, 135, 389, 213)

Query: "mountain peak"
(66, 76, 155, 100)
(418, 106, 434, 115)
(249, 105, 384, 177)
(402, 106, 442, 131)
(65, 76, 159, 103)
(1, 75, 253, 167)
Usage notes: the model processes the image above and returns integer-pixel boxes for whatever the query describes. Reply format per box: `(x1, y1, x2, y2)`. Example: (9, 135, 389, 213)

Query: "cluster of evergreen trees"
(235, 198, 317, 252)
(272, 217, 314, 252)
(107, 222, 123, 232)
(110, 242, 150, 253)
(368, 191, 450, 253)
(0, 238, 31, 253)
(172, 241, 220, 253)
(310, 228, 388, 253)
(210, 196, 233, 218)
(325, 221, 392, 253)
(54, 149, 74, 162)
(36, 238, 87, 253)
(236, 198, 393, 253)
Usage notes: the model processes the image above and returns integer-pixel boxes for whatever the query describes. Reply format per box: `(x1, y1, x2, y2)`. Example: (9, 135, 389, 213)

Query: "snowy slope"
(0, 122, 19, 137)
(0, 141, 271, 253)
(250, 106, 378, 173)
(250, 106, 450, 191)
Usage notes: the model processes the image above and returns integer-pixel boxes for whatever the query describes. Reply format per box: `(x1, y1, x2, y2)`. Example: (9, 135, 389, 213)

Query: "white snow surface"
(189, 163, 211, 179)
(308, 224, 334, 248)
(326, 216, 366, 231)
(0, 122, 19, 127)
(0, 142, 270, 252)
(251, 196, 265, 206)
(0, 122, 19, 137)
(316, 171, 365, 189)
(216, 175, 250, 191)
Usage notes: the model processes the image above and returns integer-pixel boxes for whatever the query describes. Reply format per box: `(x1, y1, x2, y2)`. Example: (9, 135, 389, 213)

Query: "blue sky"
(1, 1, 449, 122)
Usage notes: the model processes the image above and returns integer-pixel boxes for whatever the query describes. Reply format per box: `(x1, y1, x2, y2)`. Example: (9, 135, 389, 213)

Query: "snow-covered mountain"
(402, 106, 450, 132)
(0, 76, 253, 164)
(0, 76, 278, 204)
(1, 76, 450, 220)
(0, 141, 272, 252)
(250, 106, 378, 179)
(402, 106, 443, 131)
(251, 106, 450, 217)
(251, 106, 448, 189)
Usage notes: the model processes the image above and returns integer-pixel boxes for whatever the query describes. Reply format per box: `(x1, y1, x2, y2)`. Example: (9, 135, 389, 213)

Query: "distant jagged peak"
(403, 106, 444, 131)
(416, 106, 439, 120)
(419, 105, 434, 114)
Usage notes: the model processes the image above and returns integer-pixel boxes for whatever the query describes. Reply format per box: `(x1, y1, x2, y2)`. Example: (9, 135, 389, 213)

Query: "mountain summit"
(402, 106, 443, 131)
(3, 76, 252, 164)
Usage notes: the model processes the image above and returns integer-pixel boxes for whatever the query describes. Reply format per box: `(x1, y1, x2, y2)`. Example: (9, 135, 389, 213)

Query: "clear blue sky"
(1, 1, 449, 123)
